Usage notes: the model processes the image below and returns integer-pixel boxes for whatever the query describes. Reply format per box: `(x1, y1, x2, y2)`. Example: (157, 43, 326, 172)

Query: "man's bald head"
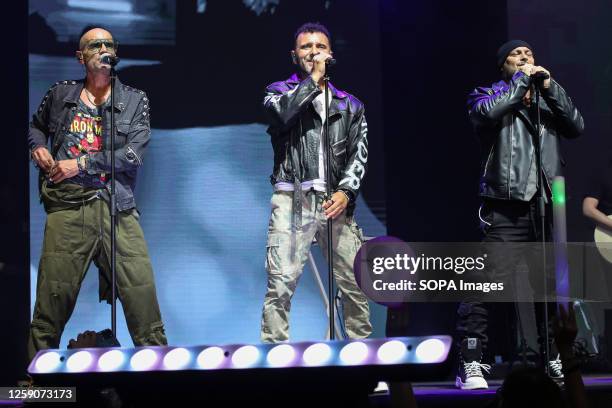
(76, 26, 117, 72)
(79, 27, 113, 50)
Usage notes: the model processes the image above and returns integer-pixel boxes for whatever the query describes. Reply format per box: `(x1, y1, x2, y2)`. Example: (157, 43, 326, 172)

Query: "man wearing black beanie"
(455, 40, 584, 390)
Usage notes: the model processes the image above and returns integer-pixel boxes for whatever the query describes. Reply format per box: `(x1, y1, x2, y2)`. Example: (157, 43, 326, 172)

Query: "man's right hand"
(311, 51, 333, 85)
(32, 146, 55, 172)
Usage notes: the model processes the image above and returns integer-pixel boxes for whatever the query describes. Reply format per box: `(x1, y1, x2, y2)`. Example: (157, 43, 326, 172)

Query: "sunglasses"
(83, 39, 118, 53)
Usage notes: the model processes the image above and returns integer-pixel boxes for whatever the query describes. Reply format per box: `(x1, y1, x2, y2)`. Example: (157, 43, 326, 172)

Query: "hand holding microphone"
(530, 66, 551, 89)
(519, 63, 551, 88)
(310, 51, 335, 83)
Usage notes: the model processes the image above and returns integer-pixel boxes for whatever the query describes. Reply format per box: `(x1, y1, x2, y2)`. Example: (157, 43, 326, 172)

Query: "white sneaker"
(456, 360, 491, 390)
(548, 355, 564, 380)
(373, 381, 389, 393)
(456, 338, 491, 390)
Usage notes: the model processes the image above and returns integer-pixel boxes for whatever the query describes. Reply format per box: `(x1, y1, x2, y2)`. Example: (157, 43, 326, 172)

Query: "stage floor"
(369, 375, 612, 408)
(2, 374, 611, 407)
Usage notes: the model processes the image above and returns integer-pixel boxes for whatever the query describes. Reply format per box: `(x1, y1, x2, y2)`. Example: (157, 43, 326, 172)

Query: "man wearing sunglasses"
(27, 26, 167, 359)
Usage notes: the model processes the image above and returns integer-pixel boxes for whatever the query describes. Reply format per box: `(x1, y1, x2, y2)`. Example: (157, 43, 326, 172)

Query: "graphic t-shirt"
(56, 99, 107, 188)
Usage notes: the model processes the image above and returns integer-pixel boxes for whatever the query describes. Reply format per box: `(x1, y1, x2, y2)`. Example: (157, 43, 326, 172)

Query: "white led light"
(66, 351, 93, 372)
(339, 342, 368, 365)
(130, 349, 158, 371)
(266, 344, 296, 367)
(231, 345, 260, 368)
(415, 338, 446, 363)
(303, 343, 332, 366)
(197, 347, 226, 369)
(163, 348, 191, 370)
(98, 350, 125, 371)
(34, 351, 62, 373)
(377, 340, 408, 364)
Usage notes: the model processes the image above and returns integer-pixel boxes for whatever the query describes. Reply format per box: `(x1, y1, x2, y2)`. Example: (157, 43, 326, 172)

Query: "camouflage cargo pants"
(28, 194, 167, 361)
(261, 189, 372, 342)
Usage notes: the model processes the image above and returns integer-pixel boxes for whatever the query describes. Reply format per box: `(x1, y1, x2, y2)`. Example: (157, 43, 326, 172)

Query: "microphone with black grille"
(101, 54, 120, 67)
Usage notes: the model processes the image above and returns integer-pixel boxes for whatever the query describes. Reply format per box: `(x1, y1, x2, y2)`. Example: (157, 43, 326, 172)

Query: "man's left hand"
(531, 65, 551, 89)
(323, 191, 349, 219)
(49, 159, 79, 183)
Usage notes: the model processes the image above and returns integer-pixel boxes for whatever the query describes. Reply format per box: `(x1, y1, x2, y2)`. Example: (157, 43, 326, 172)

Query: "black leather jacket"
(28, 78, 151, 211)
(263, 74, 368, 206)
(468, 71, 584, 201)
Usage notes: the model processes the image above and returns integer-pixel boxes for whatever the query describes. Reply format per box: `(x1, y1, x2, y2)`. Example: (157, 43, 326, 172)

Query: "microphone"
(101, 54, 120, 67)
(307, 55, 336, 66)
(531, 71, 549, 80)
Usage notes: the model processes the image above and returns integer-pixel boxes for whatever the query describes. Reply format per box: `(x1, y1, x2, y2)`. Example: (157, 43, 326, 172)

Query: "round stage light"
(415, 338, 446, 363)
(163, 348, 192, 370)
(377, 340, 408, 364)
(266, 344, 296, 367)
(197, 347, 225, 369)
(34, 351, 62, 373)
(231, 345, 260, 368)
(339, 342, 369, 365)
(130, 349, 159, 371)
(303, 343, 332, 366)
(66, 351, 93, 372)
(98, 350, 126, 371)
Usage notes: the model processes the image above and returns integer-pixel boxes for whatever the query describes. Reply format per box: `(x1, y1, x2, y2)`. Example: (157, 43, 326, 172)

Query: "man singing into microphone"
(455, 40, 583, 389)
(260, 22, 372, 342)
(27, 26, 167, 359)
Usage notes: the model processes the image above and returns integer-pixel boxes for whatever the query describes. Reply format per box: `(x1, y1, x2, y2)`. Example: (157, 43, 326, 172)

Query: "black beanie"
(496, 40, 533, 68)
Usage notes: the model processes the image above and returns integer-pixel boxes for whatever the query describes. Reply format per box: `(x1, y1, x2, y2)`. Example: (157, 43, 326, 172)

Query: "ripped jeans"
(260, 189, 372, 343)
(28, 190, 167, 361)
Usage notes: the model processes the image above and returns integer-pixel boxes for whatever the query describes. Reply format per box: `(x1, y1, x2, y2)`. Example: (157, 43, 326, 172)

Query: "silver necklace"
(84, 88, 107, 107)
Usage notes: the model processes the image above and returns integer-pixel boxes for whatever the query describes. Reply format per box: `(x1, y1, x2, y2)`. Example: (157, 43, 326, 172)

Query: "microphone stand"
(109, 65, 118, 338)
(533, 77, 550, 372)
(323, 71, 335, 340)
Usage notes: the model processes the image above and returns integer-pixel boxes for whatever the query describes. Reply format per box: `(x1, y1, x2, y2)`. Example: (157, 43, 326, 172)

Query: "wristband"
(336, 189, 352, 203)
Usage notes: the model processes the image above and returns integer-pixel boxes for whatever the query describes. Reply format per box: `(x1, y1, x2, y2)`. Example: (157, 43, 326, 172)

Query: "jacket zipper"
(507, 118, 513, 199)
(539, 124, 552, 196)
(483, 146, 494, 177)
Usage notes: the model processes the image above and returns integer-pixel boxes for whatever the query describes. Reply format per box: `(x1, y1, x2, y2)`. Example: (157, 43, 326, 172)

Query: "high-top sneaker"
(456, 337, 491, 390)
(548, 354, 564, 380)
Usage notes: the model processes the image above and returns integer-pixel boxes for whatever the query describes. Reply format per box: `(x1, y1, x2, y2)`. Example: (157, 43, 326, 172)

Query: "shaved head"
(79, 28, 113, 50)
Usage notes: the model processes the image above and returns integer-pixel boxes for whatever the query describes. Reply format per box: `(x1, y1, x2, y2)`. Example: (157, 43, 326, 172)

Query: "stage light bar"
(339, 341, 369, 365)
(29, 336, 451, 376)
(196, 346, 225, 369)
(98, 349, 125, 371)
(303, 342, 332, 366)
(415, 338, 447, 363)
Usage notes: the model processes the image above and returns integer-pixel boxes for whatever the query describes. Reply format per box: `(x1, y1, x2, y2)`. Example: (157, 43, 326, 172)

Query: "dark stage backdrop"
(1, 1, 28, 386)
(27, 0, 387, 348)
(381, 0, 509, 345)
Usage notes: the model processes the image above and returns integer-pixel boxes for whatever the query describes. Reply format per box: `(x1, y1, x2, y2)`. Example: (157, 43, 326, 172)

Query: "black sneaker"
(455, 338, 491, 390)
